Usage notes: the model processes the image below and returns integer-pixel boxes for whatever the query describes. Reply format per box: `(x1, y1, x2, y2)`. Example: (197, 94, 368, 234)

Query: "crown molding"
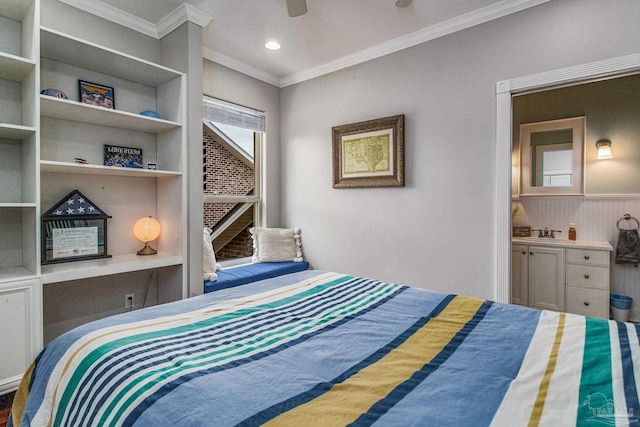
(280, 0, 550, 87)
(60, 0, 548, 88)
(57, 0, 213, 39)
(202, 47, 282, 88)
(157, 4, 214, 38)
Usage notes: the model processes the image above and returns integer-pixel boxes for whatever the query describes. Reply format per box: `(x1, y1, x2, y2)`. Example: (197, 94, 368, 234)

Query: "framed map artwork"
(332, 114, 404, 188)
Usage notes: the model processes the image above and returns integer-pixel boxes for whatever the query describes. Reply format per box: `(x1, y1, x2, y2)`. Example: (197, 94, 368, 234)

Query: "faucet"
(532, 227, 562, 238)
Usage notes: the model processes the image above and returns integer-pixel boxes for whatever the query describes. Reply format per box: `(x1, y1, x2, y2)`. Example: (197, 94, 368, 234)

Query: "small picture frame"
(147, 162, 157, 170)
(79, 80, 115, 109)
(104, 144, 143, 168)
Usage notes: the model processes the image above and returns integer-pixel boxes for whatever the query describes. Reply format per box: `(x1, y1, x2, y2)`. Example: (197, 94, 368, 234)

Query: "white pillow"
(251, 227, 303, 263)
(203, 227, 221, 281)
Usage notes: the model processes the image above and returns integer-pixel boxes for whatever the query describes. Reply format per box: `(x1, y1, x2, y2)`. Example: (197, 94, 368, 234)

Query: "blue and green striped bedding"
(10, 270, 640, 426)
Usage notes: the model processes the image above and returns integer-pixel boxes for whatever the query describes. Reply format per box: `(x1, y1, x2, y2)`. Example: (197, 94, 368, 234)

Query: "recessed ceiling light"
(264, 41, 281, 51)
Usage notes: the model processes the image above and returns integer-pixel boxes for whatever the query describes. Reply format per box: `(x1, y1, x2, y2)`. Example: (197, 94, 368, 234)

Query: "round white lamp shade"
(134, 216, 161, 255)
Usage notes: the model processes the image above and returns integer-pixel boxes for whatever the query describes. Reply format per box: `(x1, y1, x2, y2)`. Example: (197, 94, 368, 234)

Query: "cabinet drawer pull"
(584, 301, 590, 306)
(584, 255, 590, 260)
(584, 274, 590, 279)
(522, 251, 526, 255)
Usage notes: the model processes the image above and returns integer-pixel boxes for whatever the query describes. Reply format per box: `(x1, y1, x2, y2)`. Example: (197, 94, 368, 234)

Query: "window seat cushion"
(204, 261, 310, 293)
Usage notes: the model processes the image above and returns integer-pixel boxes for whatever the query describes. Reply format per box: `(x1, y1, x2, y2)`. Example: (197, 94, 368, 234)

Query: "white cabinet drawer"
(566, 264, 609, 288)
(566, 248, 610, 266)
(566, 285, 609, 319)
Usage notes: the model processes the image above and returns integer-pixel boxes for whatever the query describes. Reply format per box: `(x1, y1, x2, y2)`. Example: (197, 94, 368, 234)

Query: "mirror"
(519, 116, 585, 195)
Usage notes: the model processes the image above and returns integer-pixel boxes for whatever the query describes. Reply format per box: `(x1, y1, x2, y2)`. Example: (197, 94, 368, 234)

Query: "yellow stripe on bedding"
(528, 312, 565, 426)
(11, 361, 35, 427)
(491, 312, 587, 427)
(264, 295, 484, 427)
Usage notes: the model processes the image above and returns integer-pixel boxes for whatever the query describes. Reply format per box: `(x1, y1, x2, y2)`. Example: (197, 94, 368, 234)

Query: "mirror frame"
(519, 116, 585, 196)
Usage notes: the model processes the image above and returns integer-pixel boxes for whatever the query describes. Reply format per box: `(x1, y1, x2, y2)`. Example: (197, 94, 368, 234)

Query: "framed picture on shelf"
(104, 144, 143, 168)
(41, 190, 112, 265)
(332, 114, 405, 188)
(79, 80, 115, 109)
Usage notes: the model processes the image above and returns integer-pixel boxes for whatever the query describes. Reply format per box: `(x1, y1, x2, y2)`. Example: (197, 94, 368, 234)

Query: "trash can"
(610, 294, 633, 322)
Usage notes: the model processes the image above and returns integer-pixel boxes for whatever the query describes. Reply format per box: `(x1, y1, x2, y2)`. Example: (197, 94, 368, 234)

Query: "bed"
(9, 270, 640, 426)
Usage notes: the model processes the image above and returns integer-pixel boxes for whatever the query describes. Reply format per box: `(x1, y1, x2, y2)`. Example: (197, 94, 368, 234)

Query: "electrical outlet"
(125, 293, 134, 309)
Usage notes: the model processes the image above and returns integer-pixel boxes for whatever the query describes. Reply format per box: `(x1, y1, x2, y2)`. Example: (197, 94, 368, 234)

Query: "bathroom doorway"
(495, 53, 640, 304)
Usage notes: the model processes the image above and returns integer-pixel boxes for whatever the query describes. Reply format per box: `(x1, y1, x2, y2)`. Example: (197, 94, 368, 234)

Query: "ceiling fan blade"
(286, 0, 307, 17)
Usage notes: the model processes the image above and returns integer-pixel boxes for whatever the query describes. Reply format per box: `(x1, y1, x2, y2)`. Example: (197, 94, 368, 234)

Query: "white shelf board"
(0, 52, 35, 82)
(41, 253, 183, 284)
(0, 202, 36, 208)
(0, 123, 36, 140)
(0, 0, 32, 21)
(0, 266, 37, 284)
(40, 27, 183, 87)
(41, 160, 182, 177)
(40, 96, 181, 133)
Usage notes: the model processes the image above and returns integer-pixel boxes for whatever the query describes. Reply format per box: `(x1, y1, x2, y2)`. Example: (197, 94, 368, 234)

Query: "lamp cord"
(142, 269, 155, 309)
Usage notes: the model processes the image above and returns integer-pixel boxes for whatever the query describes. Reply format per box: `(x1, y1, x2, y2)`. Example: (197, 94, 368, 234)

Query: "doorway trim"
(495, 52, 640, 303)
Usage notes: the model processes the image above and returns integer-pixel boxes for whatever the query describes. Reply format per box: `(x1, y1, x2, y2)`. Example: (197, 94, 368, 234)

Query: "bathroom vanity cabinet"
(511, 239, 613, 319)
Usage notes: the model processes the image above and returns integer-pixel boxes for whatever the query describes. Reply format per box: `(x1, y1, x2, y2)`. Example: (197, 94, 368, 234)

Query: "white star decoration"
(47, 193, 104, 217)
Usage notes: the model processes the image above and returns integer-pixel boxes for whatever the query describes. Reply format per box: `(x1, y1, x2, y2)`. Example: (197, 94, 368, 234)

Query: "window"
(202, 96, 265, 261)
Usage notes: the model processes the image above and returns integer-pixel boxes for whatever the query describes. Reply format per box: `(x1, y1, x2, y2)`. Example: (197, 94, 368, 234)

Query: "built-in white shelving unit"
(0, 0, 41, 395)
(38, 25, 187, 289)
(0, 0, 188, 394)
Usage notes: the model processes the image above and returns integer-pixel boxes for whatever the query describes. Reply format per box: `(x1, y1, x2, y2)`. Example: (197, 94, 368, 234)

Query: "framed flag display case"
(41, 190, 112, 265)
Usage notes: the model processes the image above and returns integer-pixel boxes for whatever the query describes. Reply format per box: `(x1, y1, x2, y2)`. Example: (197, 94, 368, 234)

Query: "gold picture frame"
(332, 114, 404, 188)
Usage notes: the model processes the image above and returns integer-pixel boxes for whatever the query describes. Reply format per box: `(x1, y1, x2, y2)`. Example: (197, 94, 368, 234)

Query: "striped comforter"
(10, 270, 640, 426)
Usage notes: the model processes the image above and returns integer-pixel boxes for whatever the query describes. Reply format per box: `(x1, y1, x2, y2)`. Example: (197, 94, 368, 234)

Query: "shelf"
(40, 27, 183, 87)
(0, 123, 36, 140)
(41, 160, 182, 177)
(0, 203, 36, 208)
(0, 266, 37, 284)
(40, 96, 181, 133)
(0, 52, 35, 82)
(41, 253, 183, 284)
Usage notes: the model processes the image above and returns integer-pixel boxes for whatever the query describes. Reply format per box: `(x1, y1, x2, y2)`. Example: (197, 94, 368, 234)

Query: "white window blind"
(203, 95, 266, 133)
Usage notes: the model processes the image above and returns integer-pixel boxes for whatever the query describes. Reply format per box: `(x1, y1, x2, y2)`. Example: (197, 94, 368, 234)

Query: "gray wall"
(279, 0, 640, 299)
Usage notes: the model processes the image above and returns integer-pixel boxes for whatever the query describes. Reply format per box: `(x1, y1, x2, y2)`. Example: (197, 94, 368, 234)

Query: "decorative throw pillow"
(203, 227, 221, 281)
(251, 227, 303, 263)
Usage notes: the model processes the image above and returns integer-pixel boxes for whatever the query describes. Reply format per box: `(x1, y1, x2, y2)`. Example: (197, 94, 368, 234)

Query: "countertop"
(512, 237, 613, 251)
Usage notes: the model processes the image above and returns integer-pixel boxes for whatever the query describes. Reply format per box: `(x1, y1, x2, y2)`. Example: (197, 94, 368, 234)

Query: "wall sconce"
(134, 216, 161, 255)
(596, 139, 613, 159)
